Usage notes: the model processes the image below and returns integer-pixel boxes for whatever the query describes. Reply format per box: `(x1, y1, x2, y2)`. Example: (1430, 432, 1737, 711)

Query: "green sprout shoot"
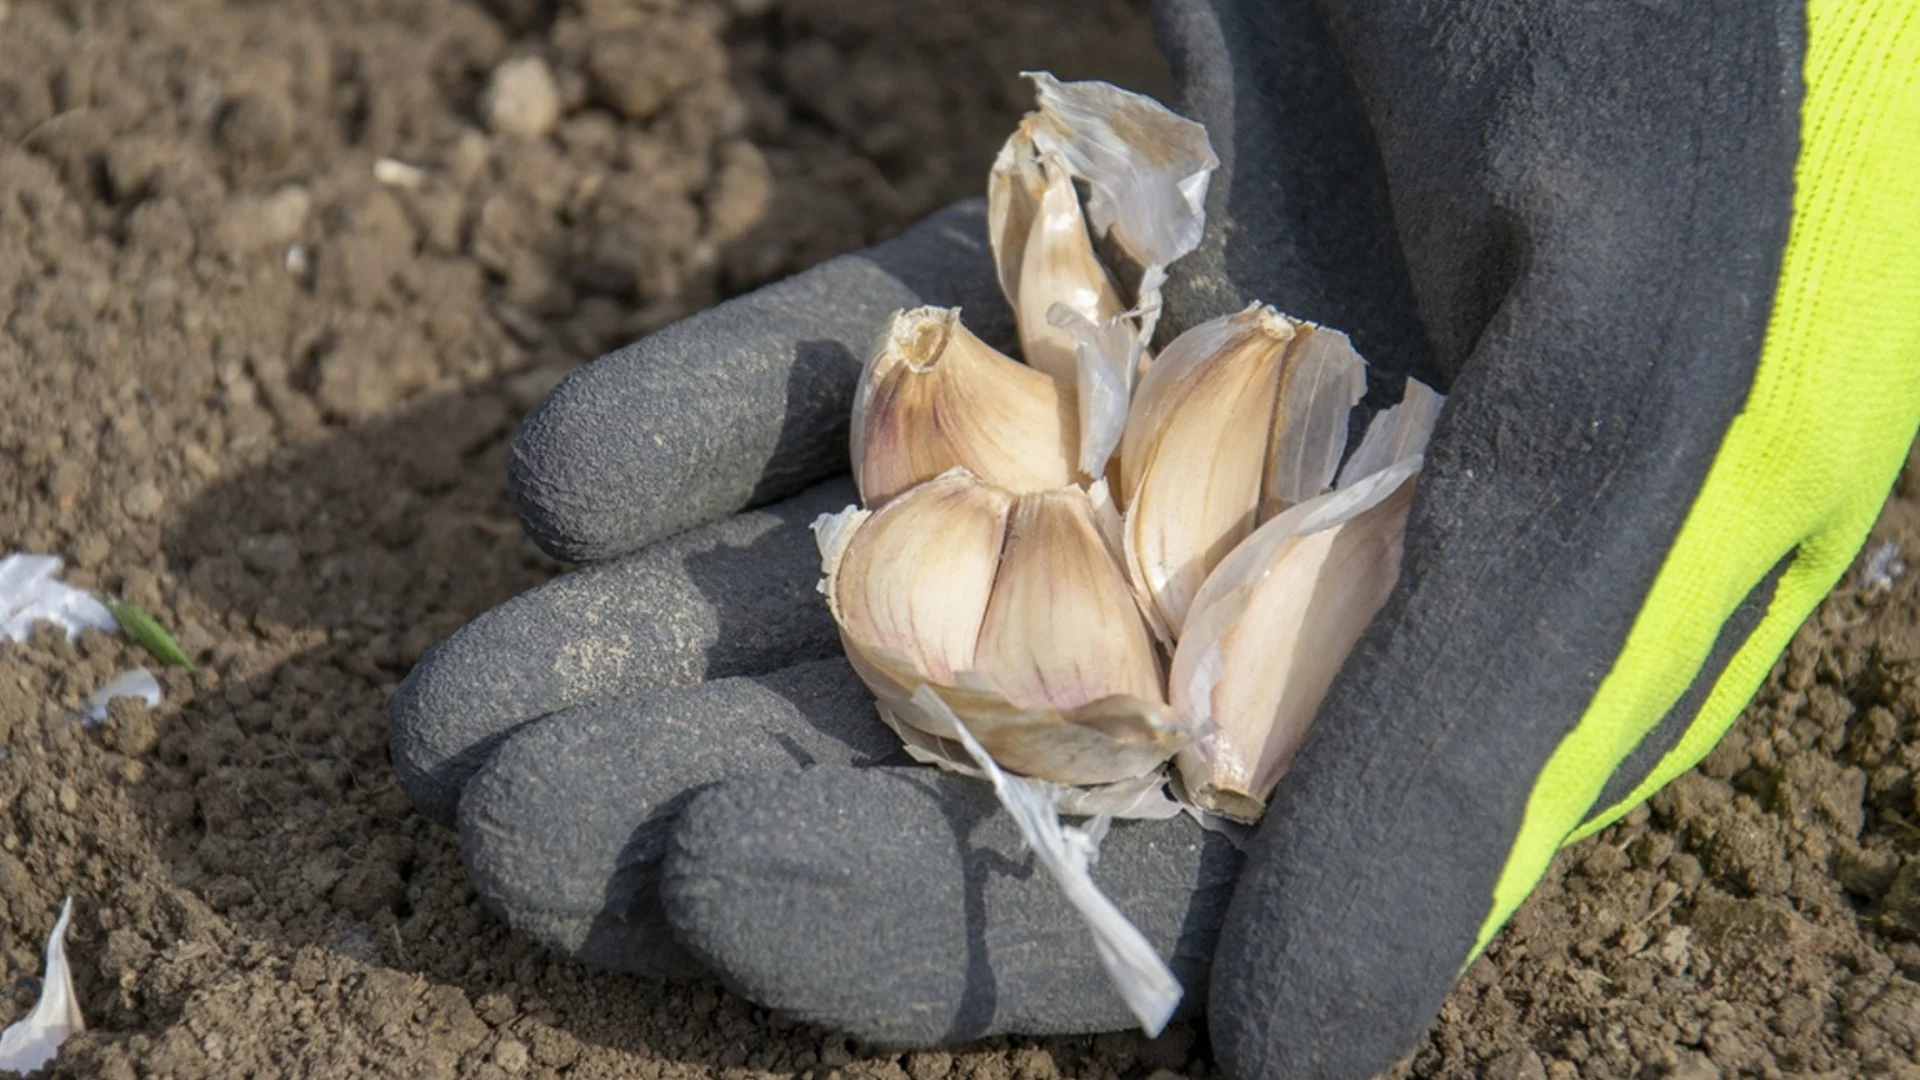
(103, 597, 195, 671)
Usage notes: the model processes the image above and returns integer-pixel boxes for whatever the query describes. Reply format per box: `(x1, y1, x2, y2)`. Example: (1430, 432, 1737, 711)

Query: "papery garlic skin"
(1336, 378, 1445, 488)
(851, 307, 1079, 507)
(816, 469, 1186, 786)
(1047, 303, 1141, 481)
(1119, 304, 1366, 642)
(0, 897, 81, 1073)
(914, 686, 1185, 1037)
(1020, 72, 1217, 279)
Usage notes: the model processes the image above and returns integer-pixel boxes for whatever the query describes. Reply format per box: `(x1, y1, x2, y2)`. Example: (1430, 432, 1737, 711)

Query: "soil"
(0, 0, 1916, 1078)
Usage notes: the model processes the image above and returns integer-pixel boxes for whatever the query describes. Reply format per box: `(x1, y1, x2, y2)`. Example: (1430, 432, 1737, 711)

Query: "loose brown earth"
(2, 1, 1918, 1077)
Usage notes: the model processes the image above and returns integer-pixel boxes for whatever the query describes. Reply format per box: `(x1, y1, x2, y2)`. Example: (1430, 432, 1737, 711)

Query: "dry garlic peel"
(1019, 72, 1217, 280)
(917, 686, 1184, 1037)
(1119, 304, 1366, 641)
(0, 897, 81, 1072)
(1046, 303, 1142, 482)
(851, 307, 1079, 507)
(817, 469, 1186, 787)
(1336, 377, 1446, 488)
(1262, 322, 1374, 511)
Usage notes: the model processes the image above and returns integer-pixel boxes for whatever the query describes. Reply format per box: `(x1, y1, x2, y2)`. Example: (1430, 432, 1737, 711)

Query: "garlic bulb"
(817, 469, 1185, 786)
(1119, 304, 1367, 640)
(823, 73, 1441, 817)
(851, 307, 1079, 506)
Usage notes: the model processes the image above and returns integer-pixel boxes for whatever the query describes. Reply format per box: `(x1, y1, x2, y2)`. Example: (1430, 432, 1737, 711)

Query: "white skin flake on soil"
(0, 898, 83, 1073)
(0, 554, 118, 642)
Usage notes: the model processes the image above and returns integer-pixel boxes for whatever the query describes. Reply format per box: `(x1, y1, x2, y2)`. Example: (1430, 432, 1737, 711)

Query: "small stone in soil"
(483, 56, 562, 139)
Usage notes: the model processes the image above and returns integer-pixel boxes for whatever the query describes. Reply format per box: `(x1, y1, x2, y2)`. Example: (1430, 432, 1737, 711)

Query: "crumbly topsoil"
(1, 1, 1917, 1078)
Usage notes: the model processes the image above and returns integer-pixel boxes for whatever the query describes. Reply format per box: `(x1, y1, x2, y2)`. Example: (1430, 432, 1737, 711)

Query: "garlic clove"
(1119, 305, 1369, 641)
(819, 471, 1185, 787)
(1168, 377, 1444, 819)
(822, 469, 1012, 686)
(851, 307, 1079, 507)
(985, 121, 1045, 328)
(951, 481, 1182, 786)
(1120, 305, 1296, 639)
(1172, 456, 1421, 822)
(971, 484, 1165, 713)
(988, 75, 1217, 481)
(988, 148, 1126, 384)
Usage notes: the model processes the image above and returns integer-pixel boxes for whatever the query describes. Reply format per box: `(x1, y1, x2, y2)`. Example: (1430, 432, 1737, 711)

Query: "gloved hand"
(390, 1, 1920, 1077)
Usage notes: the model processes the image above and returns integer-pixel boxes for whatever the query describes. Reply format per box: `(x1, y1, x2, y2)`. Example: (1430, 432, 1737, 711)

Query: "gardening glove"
(389, 1, 1920, 1077)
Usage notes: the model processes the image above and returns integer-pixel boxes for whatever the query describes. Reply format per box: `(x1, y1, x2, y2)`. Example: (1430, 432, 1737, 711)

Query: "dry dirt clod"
(483, 56, 563, 138)
(586, 18, 724, 122)
(121, 482, 165, 521)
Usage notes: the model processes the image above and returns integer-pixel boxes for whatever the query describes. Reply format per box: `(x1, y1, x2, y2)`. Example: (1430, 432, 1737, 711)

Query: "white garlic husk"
(0, 897, 81, 1073)
(1017, 72, 1217, 284)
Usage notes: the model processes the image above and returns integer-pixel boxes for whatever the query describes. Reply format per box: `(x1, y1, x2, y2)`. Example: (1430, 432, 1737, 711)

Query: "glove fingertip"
(388, 640, 506, 828)
(505, 316, 788, 564)
(457, 709, 707, 979)
(506, 369, 634, 564)
(663, 768, 1239, 1047)
(660, 768, 976, 1047)
(507, 200, 1012, 564)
